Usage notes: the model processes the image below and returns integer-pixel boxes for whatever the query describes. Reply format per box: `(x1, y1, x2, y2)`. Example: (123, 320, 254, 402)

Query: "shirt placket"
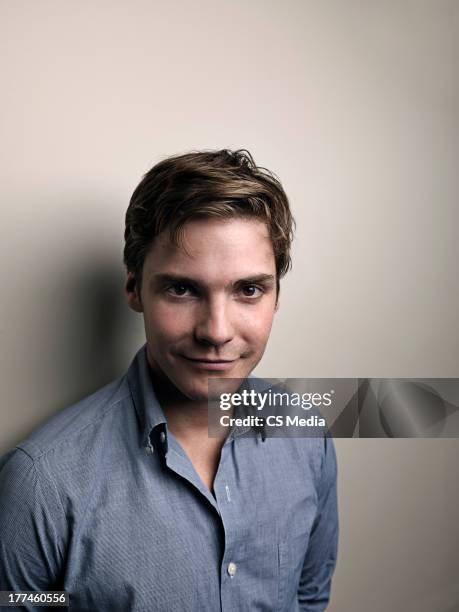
(213, 435, 249, 612)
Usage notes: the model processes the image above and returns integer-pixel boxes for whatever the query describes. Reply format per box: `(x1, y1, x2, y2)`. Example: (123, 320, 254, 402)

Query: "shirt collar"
(126, 344, 168, 453)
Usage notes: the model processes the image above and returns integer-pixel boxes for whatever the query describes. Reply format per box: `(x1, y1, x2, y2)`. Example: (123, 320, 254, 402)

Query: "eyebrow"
(151, 273, 276, 287)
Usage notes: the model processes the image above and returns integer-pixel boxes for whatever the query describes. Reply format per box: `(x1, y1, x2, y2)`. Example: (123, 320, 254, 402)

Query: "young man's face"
(126, 216, 278, 400)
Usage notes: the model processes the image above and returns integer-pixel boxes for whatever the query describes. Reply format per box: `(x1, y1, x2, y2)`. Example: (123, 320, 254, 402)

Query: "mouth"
(179, 355, 238, 372)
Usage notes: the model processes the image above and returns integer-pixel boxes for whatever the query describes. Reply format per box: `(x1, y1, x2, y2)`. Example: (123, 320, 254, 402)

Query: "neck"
(148, 369, 221, 440)
(146, 352, 231, 445)
(146, 360, 230, 492)
(161, 395, 209, 435)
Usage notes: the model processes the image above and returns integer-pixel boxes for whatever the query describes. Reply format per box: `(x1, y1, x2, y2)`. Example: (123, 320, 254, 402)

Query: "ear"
(125, 271, 143, 313)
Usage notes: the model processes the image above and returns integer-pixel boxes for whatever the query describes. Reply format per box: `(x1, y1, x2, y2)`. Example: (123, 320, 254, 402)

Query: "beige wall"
(1, 1, 458, 610)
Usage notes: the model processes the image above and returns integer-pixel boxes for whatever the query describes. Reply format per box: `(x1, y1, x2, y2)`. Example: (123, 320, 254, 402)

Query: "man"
(0, 149, 338, 611)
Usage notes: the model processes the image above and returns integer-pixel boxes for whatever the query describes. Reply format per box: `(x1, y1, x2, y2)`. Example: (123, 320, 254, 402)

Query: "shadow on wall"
(53, 255, 139, 402)
(4, 253, 143, 452)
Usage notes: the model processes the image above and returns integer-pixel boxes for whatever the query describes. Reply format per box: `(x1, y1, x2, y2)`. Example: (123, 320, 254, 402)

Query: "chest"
(63, 438, 318, 611)
(175, 436, 222, 490)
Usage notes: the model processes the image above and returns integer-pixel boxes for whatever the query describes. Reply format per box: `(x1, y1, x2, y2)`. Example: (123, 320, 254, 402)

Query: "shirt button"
(160, 431, 166, 443)
(227, 562, 237, 577)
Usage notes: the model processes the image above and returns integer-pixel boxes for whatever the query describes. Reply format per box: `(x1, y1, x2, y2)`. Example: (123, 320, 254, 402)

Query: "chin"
(172, 376, 208, 401)
(182, 386, 209, 401)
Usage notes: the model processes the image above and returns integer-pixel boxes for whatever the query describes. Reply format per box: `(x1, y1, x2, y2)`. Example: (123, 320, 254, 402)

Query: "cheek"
(239, 304, 276, 344)
(144, 303, 193, 341)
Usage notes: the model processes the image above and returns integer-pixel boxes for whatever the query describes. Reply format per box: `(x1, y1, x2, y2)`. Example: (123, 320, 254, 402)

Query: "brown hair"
(124, 149, 294, 292)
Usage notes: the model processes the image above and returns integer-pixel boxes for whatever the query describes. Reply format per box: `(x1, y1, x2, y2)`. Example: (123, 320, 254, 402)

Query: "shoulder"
(0, 372, 138, 550)
(0, 373, 134, 501)
(14, 375, 131, 461)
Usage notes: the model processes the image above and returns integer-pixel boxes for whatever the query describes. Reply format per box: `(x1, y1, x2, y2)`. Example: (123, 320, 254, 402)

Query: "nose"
(194, 297, 234, 347)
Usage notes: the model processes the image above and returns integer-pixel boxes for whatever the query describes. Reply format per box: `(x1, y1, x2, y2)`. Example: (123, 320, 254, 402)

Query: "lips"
(183, 357, 236, 363)
(179, 355, 237, 371)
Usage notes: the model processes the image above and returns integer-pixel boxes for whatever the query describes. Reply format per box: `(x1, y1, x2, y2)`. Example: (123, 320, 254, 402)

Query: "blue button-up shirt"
(0, 345, 338, 611)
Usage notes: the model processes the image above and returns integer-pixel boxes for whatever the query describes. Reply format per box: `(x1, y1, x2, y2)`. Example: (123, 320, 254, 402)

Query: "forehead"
(143, 217, 276, 280)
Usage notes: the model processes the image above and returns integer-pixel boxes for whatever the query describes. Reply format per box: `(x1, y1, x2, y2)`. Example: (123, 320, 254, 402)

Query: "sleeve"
(0, 447, 67, 607)
(297, 435, 339, 611)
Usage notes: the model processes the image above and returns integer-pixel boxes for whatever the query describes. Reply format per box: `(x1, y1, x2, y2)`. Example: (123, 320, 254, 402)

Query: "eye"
(240, 284, 263, 298)
(166, 282, 195, 297)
